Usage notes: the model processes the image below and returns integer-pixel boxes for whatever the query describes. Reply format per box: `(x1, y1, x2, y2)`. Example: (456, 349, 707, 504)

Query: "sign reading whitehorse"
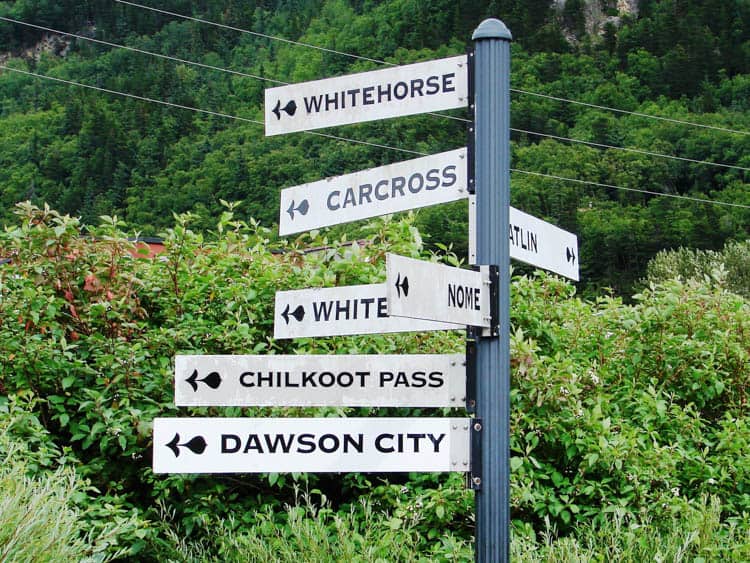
(153, 417, 471, 474)
(175, 354, 466, 407)
(274, 283, 461, 339)
(279, 148, 467, 235)
(265, 55, 468, 135)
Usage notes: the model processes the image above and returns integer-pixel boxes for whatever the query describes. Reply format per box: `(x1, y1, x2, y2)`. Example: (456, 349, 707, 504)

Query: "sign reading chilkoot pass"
(386, 253, 491, 327)
(265, 55, 468, 135)
(153, 417, 472, 474)
(279, 148, 468, 236)
(174, 354, 466, 407)
(274, 283, 461, 339)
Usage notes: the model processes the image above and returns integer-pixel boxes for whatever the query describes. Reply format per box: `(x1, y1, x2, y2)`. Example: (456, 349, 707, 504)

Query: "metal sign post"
(472, 18, 512, 563)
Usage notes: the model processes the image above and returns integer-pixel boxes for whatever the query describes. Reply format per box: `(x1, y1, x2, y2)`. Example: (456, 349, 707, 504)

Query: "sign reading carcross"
(265, 55, 468, 135)
(279, 148, 467, 235)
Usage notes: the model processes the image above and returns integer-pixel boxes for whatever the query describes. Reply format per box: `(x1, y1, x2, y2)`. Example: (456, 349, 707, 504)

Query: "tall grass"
(512, 496, 750, 562)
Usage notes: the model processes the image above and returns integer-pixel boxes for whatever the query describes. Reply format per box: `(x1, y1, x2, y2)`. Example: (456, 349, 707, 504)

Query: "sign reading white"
(265, 55, 468, 136)
(279, 148, 467, 236)
(175, 354, 466, 407)
(274, 283, 460, 339)
(468, 198, 580, 281)
(386, 253, 490, 327)
(153, 417, 471, 474)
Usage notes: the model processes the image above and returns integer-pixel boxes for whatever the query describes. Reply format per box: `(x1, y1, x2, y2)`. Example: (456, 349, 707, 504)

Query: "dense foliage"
(1, 203, 748, 558)
(0, 0, 748, 294)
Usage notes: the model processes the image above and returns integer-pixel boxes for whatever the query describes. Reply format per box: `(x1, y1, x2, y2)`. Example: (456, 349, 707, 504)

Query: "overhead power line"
(1, 16, 744, 172)
(513, 128, 750, 172)
(114, 0, 390, 66)
(0, 64, 423, 155)
(512, 89, 750, 137)
(0, 16, 287, 84)
(115, 0, 750, 137)
(512, 169, 750, 210)
(1, 64, 747, 211)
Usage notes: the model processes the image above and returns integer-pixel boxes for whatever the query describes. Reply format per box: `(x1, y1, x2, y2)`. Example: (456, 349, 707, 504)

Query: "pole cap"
(472, 18, 512, 41)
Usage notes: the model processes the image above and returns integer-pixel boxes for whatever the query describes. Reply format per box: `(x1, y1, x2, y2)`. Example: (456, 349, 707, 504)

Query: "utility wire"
(512, 169, 750, 210)
(2, 16, 744, 172)
(0, 16, 287, 84)
(0, 64, 424, 155)
(512, 89, 750, 137)
(513, 128, 750, 172)
(116, 0, 750, 137)
(2, 64, 747, 211)
(114, 0, 391, 66)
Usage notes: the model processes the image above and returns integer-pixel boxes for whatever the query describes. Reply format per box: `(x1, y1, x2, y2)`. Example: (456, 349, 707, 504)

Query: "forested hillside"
(0, 0, 748, 294)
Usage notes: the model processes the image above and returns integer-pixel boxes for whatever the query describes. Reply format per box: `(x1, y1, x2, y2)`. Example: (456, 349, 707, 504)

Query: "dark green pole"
(472, 18, 512, 563)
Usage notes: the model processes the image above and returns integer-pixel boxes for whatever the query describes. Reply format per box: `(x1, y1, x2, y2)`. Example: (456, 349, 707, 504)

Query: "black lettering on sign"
(448, 284, 481, 311)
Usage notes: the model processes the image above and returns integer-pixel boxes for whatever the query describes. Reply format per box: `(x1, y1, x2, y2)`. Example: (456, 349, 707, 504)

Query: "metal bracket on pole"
(465, 337, 477, 413)
(466, 48, 476, 195)
(480, 265, 499, 338)
(468, 418, 483, 490)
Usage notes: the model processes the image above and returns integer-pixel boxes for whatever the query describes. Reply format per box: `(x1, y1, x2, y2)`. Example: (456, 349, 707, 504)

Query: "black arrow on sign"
(286, 199, 310, 220)
(566, 247, 576, 265)
(185, 370, 222, 392)
(272, 99, 297, 120)
(395, 273, 409, 298)
(165, 433, 207, 457)
(281, 304, 306, 324)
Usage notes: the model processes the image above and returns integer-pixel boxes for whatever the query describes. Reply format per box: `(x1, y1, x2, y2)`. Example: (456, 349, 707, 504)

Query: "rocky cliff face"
(553, 0, 639, 42)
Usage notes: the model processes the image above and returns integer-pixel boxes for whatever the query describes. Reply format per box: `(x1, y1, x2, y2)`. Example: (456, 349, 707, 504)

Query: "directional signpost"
(175, 354, 466, 407)
(265, 55, 468, 135)
(154, 18, 569, 563)
(274, 282, 461, 339)
(386, 253, 491, 328)
(153, 417, 471, 474)
(279, 148, 468, 236)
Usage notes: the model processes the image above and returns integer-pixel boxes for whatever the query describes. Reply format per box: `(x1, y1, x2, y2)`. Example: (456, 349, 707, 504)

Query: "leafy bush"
(642, 239, 750, 299)
(2, 202, 750, 557)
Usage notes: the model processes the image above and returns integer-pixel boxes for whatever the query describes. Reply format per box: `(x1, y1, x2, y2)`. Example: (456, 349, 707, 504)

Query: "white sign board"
(175, 354, 466, 407)
(386, 253, 490, 327)
(265, 55, 468, 135)
(274, 283, 461, 339)
(468, 197, 580, 281)
(153, 417, 471, 474)
(279, 148, 468, 236)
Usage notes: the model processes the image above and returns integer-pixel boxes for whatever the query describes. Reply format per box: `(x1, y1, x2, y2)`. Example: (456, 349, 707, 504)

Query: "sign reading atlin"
(265, 55, 469, 135)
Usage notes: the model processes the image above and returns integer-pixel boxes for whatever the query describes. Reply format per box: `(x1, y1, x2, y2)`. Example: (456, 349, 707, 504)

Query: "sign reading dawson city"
(265, 55, 468, 135)
(153, 417, 471, 474)
(175, 354, 466, 407)
(468, 199, 580, 281)
(274, 283, 461, 339)
(279, 148, 467, 236)
(386, 253, 490, 327)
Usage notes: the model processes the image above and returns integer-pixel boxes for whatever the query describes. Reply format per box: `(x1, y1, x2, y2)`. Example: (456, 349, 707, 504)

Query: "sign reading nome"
(386, 253, 490, 327)
(153, 417, 471, 474)
(265, 55, 468, 135)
